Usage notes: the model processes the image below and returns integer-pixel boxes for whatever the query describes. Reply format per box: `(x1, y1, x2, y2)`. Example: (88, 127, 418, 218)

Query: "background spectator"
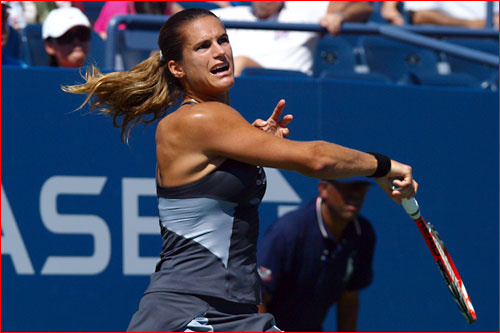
(1, 1, 10, 48)
(212, 1, 372, 76)
(258, 178, 376, 332)
(207, 1, 235, 8)
(320, 1, 373, 36)
(31, 1, 80, 24)
(94, 1, 183, 39)
(3, 1, 82, 30)
(212, 1, 323, 76)
(380, 1, 405, 26)
(3, 1, 29, 30)
(42, 7, 91, 67)
(405, 1, 499, 28)
(1, 1, 26, 66)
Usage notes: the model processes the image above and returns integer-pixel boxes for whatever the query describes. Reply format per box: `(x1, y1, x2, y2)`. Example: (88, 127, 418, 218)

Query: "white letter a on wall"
(1, 184, 35, 275)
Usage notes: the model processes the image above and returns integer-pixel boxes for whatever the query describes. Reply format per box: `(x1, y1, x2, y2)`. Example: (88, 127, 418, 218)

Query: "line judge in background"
(258, 177, 375, 332)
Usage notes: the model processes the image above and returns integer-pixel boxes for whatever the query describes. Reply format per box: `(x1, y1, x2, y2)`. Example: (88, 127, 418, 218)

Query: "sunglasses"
(55, 28, 91, 44)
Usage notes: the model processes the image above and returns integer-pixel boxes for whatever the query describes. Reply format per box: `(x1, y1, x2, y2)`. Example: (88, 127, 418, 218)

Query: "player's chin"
(218, 75, 235, 88)
(213, 79, 235, 93)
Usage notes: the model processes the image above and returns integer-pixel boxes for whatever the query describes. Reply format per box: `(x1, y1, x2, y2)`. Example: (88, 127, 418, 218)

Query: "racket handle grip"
(402, 197, 421, 220)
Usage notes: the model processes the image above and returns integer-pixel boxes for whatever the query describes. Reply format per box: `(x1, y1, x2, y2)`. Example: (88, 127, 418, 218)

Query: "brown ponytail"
(62, 8, 219, 143)
(63, 53, 183, 143)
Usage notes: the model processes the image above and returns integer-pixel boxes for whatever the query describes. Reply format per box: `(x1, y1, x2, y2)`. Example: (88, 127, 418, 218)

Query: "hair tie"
(159, 50, 166, 64)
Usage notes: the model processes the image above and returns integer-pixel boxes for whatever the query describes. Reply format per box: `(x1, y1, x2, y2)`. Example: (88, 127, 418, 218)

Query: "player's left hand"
(252, 99, 293, 138)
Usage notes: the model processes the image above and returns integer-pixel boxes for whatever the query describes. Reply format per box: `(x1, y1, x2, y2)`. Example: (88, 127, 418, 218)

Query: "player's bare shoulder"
(180, 102, 245, 128)
(190, 101, 240, 118)
(156, 102, 243, 144)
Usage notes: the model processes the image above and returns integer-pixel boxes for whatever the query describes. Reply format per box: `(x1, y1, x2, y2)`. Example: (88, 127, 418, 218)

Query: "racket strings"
(427, 222, 477, 323)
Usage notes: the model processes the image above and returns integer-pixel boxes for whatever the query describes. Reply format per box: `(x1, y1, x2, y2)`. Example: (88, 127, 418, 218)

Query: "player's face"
(171, 16, 234, 100)
(321, 181, 370, 221)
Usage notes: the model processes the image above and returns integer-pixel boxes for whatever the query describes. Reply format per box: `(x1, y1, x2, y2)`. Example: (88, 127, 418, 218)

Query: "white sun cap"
(42, 7, 91, 40)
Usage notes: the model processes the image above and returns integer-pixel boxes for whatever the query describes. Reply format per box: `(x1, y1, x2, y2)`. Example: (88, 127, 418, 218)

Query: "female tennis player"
(64, 8, 417, 332)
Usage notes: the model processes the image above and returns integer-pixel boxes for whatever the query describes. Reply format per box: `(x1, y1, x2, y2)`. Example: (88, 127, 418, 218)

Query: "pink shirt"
(94, 1, 173, 34)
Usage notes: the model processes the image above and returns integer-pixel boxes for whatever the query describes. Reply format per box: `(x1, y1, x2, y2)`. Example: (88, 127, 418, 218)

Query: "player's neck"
(184, 91, 230, 105)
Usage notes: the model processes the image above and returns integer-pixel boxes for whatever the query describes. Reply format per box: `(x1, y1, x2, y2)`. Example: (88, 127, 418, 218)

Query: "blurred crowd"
(1, 1, 498, 79)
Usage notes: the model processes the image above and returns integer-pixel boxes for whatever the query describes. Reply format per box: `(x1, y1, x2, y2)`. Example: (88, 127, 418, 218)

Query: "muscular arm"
(337, 290, 359, 332)
(411, 9, 485, 28)
(157, 102, 417, 202)
(189, 103, 377, 177)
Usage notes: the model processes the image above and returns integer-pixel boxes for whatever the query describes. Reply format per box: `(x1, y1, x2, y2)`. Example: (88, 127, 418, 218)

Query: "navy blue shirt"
(257, 198, 376, 331)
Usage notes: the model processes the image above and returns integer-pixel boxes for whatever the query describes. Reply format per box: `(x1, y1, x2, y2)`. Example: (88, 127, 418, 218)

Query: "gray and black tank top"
(146, 158, 267, 304)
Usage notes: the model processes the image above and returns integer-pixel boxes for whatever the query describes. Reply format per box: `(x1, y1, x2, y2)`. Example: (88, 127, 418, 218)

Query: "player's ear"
(168, 60, 185, 79)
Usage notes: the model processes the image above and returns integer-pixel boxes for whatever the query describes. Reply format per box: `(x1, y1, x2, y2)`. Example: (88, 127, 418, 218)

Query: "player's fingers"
(269, 99, 286, 122)
(376, 178, 400, 204)
(390, 193, 403, 205)
(390, 188, 404, 202)
(409, 179, 418, 198)
(392, 177, 409, 189)
(279, 114, 293, 128)
(252, 119, 267, 127)
(386, 185, 403, 204)
(280, 128, 290, 137)
(392, 179, 417, 199)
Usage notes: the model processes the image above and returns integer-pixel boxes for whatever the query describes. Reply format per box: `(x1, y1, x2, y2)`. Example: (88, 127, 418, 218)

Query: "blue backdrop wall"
(2, 67, 498, 332)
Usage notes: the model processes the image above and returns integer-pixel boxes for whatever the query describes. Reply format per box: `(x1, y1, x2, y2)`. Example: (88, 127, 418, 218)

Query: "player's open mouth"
(210, 63, 230, 75)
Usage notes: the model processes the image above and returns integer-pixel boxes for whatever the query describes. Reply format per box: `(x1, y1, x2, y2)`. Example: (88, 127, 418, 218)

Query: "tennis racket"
(401, 197, 477, 324)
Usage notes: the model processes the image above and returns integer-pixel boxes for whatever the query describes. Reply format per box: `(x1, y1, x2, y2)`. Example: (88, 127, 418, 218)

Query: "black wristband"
(367, 152, 391, 178)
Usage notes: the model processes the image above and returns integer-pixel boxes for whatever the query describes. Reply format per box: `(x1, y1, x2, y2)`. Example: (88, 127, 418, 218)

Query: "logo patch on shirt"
(256, 167, 266, 186)
(258, 266, 273, 283)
